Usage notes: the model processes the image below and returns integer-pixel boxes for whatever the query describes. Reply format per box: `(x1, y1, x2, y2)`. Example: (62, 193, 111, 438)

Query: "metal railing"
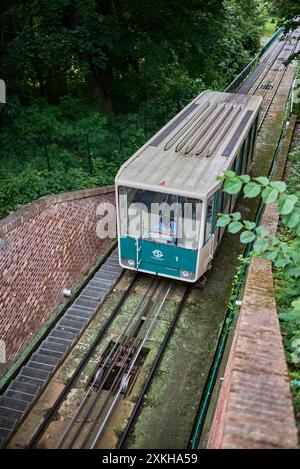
(225, 23, 286, 93)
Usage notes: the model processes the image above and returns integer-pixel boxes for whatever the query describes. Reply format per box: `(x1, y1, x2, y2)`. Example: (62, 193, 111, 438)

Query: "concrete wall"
(0, 186, 115, 372)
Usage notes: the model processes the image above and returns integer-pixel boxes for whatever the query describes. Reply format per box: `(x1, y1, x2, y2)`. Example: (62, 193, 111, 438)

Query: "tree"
(271, 0, 300, 62)
(0, 0, 265, 113)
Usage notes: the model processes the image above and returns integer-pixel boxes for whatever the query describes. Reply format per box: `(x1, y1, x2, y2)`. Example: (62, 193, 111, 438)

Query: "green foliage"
(270, 0, 300, 66)
(0, 0, 266, 111)
(0, 0, 268, 217)
(0, 97, 148, 216)
(240, 230, 256, 243)
(228, 221, 243, 234)
(223, 176, 243, 194)
(243, 181, 261, 198)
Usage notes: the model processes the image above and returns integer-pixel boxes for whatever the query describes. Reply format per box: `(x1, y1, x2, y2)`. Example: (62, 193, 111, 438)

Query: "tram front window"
(118, 187, 202, 249)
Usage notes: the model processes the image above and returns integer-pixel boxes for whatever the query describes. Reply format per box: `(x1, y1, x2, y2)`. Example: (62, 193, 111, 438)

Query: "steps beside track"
(0, 249, 122, 447)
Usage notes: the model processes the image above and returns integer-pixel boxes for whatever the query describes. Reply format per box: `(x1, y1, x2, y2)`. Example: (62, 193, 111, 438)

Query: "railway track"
(54, 278, 171, 449)
(1, 26, 300, 450)
(242, 30, 300, 128)
(22, 275, 189, 449)
(257, 38, 299, 128)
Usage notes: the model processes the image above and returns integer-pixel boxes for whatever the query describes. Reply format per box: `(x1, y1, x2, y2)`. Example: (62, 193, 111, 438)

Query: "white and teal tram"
(115, 90, 262, 282)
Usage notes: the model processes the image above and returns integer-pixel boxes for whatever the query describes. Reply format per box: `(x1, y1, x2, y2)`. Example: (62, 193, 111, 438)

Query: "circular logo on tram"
(152, 249, 163, 259)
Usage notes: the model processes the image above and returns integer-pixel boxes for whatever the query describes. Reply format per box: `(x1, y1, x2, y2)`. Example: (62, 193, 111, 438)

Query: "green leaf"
(255, 176, 269, 186)
(278, 196, 295, 215)
(224, 170, 236, 178)
(240, 230, 256, 244)
(217, 214, 231, 227)
(274, 257, 290, 268)
(224, 177, 242, 194)
(264, 249, 278, 261)
(291, 298, 300, 310)
(255, 226, 268, 237)
(284, 264, 300, 278)
(243, 182, 261, 198)
(287, 195, 298, 204)
(239, 174, 250, 183)
(253, 238, 268, 253)
(261, 186, 279, 204)
(269, 236, 279, 245)
(278, 312, 291, 321)
(286, 211, 300, 229)
(231, 211, 241, 221)
(243, 220, 256, 231)
(280, 243, 289, 254)
(291, 251, 300, 263)
(270, 181, 286, 193)
(228, 221, 243, 234)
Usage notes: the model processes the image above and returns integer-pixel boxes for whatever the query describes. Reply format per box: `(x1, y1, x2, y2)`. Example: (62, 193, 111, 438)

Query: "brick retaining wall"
(0, 186, 115, 373)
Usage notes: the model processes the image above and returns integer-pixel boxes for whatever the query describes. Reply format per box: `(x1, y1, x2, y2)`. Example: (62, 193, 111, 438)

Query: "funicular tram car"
(115, 90, 262, 282)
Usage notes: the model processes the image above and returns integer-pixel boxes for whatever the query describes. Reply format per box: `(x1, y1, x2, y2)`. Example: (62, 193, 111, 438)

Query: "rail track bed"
(2, 27, 300, 450)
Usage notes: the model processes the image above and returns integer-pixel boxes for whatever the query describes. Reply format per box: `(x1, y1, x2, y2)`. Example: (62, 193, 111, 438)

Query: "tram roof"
(115, 90, 262, 199)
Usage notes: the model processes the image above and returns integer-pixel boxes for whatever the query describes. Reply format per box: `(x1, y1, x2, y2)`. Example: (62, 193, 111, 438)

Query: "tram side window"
(222, 191, 230, 214)
(235, 144, 244, 175)
(221, 162, 235, 214)
(177, 197, 202, 249)
(205, 195, 214, 244)
(249, 118, 258, 163)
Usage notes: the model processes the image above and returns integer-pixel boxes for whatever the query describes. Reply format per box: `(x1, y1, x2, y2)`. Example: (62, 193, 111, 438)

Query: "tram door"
(201, 193, 217, 272)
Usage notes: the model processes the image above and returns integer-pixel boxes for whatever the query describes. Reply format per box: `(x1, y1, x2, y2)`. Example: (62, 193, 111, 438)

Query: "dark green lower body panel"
(119, 237, 198, 279)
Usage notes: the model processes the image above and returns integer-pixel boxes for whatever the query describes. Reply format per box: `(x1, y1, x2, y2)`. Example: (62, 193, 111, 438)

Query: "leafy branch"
(217, 170, 300, 365)
(217, 170, 300, 276)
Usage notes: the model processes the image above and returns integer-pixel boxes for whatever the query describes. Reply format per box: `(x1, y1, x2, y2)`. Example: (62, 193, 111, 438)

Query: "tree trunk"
(87, 60, 113, 114)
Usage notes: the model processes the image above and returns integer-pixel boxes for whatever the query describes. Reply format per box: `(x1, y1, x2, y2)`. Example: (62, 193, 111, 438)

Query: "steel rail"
(249, 38, 287, 95)
(79, 281, 169, 449)
(257, 34, 299, 129)
(58, 278, 162, 448)
(117, 284, 191, 448)
(55, 276, 158, 448)
(89, 282, 173, 449)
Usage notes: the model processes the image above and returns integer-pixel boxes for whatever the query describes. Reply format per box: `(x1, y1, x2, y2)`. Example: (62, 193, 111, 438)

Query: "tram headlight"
(121, 257, 135, 267)
(180, 270, 195, 280)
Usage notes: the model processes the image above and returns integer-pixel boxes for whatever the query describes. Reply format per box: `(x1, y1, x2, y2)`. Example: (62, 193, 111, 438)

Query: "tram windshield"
(118, 187, 202, 249)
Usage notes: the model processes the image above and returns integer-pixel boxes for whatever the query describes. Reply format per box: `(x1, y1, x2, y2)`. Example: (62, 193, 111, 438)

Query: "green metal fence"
(225, 23, 286, 93)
